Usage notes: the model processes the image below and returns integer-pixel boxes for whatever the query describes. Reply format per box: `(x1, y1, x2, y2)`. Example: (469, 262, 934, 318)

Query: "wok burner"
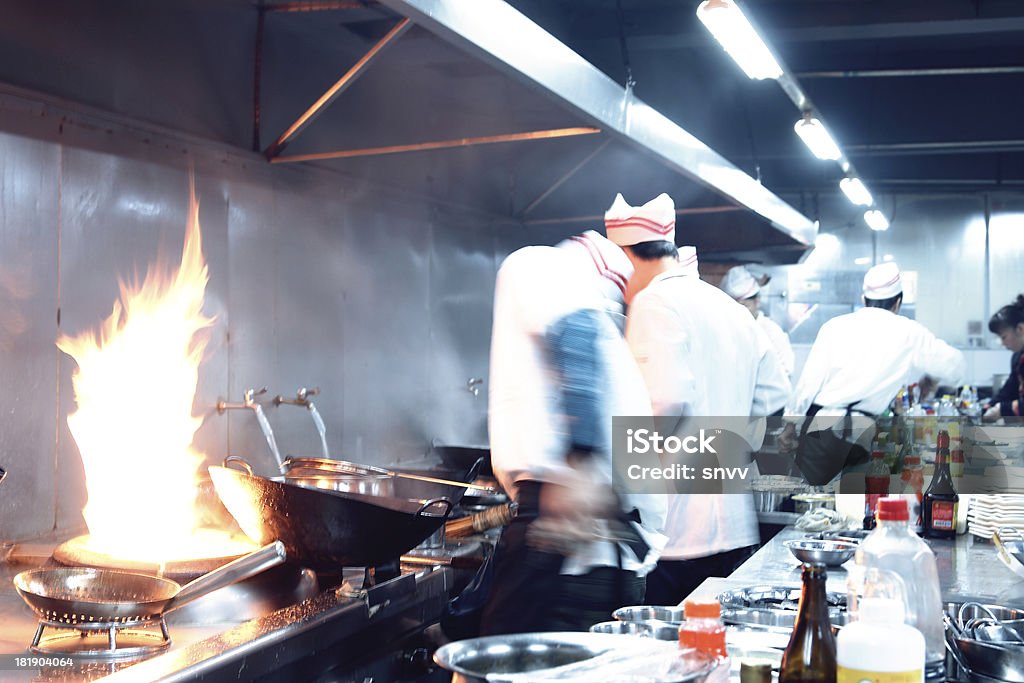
(31, 617, 170, 659)
(53, 533, 253, 582)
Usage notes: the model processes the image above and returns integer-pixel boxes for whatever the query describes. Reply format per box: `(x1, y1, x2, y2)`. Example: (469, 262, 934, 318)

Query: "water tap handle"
(297, 387, 320, 401)
(244, 387, 268, 406)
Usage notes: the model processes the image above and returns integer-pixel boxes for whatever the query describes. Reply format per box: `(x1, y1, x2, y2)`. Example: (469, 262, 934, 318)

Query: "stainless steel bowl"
(591, 619, 680, 641)
(590, 620, 652, 636)
(613, 605, 686, 623)
(434, 632, 713, 683)
(784, 539, 857, 567)
(791, 493, 836, 513)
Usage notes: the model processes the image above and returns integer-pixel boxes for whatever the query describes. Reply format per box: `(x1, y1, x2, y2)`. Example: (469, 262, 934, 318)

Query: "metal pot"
(433, 632, 713, 683)
(283, 466, 395, 497)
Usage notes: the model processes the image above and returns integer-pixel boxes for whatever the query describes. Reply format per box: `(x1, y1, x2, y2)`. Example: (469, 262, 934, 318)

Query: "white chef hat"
(721, 265, 760, 300)
(863, 262, 902, 300)
(678, 246, 699, 276)
(557, 230, 633, 303)
(604, 193, 676, 247)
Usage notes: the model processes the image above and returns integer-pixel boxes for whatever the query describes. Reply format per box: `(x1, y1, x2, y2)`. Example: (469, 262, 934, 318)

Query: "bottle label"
(838, 665, 923, 683)
(929, 501, 956, 530)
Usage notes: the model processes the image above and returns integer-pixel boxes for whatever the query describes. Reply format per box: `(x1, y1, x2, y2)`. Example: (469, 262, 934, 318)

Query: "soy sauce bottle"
(922, 430, 958, 539)
(780, 563, 837, 683)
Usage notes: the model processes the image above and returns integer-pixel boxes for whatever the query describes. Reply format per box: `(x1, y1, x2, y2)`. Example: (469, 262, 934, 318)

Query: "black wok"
(14, 542, 285, 625)
(209, 461, 452, 570)
(431, 445, 491, 476)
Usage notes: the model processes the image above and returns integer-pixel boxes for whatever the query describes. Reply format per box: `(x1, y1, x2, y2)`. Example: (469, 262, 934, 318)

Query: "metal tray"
(718, 585, 849, 628)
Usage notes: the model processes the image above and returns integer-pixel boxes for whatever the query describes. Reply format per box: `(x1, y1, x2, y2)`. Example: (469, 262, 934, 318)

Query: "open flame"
(57, 185, 250, 562)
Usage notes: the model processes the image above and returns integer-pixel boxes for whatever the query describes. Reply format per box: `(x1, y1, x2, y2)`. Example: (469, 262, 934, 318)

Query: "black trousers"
(643, 545, 758, 607)
(479, 482, 646, 635)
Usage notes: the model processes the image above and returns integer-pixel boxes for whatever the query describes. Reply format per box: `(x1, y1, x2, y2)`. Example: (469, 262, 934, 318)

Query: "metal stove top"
(0, 541, 452, 682)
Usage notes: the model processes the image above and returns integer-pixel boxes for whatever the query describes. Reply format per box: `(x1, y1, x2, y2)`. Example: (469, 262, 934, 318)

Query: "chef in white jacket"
(721, 265, 796, 379)
(609, 193, 790, 606)
(783, 262, 965, 484)
(481, 230, 667, 635)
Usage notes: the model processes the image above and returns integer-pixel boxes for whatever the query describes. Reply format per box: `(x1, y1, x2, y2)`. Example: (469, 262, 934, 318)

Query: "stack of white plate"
(967, 495, 1024, 539)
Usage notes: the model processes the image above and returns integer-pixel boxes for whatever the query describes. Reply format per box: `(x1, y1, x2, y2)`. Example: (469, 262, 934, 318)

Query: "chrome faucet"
(217, 387, 265, 414)
(273, 386, 319, 407)
(274, 387, 331, 459)
(467, 377, 484, 396)
(216, 387, 284, 473)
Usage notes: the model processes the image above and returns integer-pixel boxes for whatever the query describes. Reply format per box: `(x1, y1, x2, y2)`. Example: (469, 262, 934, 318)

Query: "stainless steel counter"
(685, 526, 1024, 609)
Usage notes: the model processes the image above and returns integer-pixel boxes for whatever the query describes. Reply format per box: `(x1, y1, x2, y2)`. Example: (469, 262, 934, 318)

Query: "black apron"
(795, 401, 873, 486)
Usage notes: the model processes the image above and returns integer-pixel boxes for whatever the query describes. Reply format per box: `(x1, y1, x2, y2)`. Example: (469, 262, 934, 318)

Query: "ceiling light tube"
(794, 114, 842, 161)
(864, 209, 890, 231)
(696, 0, 783, 80)
(839, 177, 873, 206)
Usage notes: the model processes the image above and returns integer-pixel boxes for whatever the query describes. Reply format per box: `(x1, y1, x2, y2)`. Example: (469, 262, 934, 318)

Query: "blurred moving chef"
(781, 262, 965, 483)
(609, 193, 790, 606)
(721, 265, 795, 379)
(482, 230, 667, 635)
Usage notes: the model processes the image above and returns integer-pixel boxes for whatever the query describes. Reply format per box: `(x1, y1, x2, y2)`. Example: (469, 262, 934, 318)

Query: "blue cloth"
(545, 309, 607, 455)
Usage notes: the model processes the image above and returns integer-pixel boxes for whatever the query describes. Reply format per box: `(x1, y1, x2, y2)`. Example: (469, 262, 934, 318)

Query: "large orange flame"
(57, 186, 249, 562)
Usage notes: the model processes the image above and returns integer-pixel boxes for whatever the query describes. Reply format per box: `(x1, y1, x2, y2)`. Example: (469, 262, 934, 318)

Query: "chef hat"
(721, 265, 760, 300)
(863, 262, 902, 300)
(604, 193, 676, 247)
(557, 230, 633, 303)
(678, 246, 699, 277)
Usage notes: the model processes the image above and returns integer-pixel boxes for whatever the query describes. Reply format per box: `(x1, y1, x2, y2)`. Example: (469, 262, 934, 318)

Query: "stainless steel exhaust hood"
(263, 0, 816, 261)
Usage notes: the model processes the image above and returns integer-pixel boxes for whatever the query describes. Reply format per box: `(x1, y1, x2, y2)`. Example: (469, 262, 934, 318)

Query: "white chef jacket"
(757, 311, 795, 379)
(488, 245, 667, 576)
(787, 307, 966, 418)
(625, 268, 791, 560)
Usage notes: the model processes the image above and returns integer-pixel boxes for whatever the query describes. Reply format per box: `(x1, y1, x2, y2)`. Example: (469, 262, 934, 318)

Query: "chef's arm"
(912, 328, 965, 388)
(752, 326, 791, 417)
(546, 309, 606, 460)
(990, 352, 1022, 416)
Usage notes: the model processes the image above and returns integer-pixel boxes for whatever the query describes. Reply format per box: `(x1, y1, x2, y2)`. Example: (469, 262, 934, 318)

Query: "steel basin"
(434, 632, 713, 683)
(284, 469, 395, 497)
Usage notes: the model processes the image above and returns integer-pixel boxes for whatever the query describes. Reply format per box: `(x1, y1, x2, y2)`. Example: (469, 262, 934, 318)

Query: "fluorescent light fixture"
(696, 0, 783, 80)
(883, 254, 894, 262)
(864, 210, 890, 231)
(839, 177, 873, 206)
(794, 115, 842, 161)
(854, 256, 871, 266)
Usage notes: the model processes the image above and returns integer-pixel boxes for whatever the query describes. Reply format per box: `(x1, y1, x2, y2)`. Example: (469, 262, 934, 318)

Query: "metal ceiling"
(0, 0, 820, 262)
(502, 0, 1024, 196)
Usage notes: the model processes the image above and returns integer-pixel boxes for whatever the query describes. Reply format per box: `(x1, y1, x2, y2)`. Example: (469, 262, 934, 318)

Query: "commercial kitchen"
(0, 1, 1023, 681)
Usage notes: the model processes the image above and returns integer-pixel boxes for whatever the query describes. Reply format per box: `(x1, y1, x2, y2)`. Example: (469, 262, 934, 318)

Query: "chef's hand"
(983, 404, 1003, 423)
(776, 422, 797, 454)
(538, 463, 615, 521)
(917, 375, 938, 399)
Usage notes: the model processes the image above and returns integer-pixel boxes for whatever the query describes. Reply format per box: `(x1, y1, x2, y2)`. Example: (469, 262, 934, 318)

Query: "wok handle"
(224, 456, 255, 475)
(391, 470, 494, 491)
(165, 541, 286, 612)
(415, 498, 452, 519)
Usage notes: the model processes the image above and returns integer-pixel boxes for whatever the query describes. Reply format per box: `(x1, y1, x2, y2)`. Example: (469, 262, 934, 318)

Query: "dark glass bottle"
(923, 430, 958, 539)
(780, 563, 837, 683)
